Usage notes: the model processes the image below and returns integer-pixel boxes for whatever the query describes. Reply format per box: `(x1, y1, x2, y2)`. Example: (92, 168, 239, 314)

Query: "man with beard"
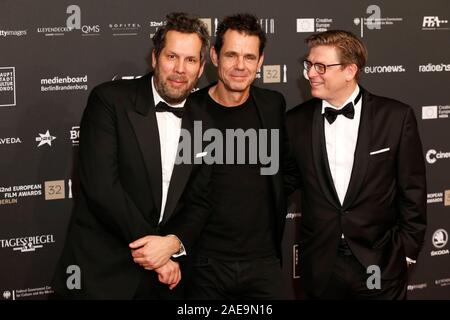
(52, 12, 211, 299)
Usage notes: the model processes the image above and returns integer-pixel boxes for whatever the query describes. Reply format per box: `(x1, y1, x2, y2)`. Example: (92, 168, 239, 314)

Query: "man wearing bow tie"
(285, 30, 427, 299)
(52, 13, 213, 299)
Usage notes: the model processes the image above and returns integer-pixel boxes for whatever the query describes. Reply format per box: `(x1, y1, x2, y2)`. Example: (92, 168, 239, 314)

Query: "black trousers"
(313, 240, 407, 300)
(186, 254, 287, 300)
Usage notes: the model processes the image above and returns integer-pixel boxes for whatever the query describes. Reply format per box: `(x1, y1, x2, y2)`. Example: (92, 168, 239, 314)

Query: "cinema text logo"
(0, 67, 16, 107)
(422, 105, 450, 119)
(431, 229, 449, 257)
(422, 16, 449, 31)
(41, 75, 88, 92)
(426, 149, 450, 164)
(353, 5, 403, 37)
(296, 18, 334, 33)
(0, 234, 55, 253)
(0, 30, 27, 37)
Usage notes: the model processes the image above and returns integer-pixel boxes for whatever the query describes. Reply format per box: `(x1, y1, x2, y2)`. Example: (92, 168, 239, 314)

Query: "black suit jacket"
(286, 87, 427, 297)
(52, 73, 212, 299)
(168, 85, 289, 260)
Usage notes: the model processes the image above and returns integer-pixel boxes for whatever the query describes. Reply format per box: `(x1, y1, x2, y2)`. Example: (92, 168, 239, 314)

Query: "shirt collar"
(322, 85, 360, 114)
(151, 76, 186, 109)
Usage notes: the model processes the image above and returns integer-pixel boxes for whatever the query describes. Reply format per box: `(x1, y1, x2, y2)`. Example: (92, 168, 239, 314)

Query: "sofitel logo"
(109, 22, 141, 36)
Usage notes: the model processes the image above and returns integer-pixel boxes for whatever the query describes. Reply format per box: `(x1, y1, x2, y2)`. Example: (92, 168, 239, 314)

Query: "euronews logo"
(426, 149, 450, 164)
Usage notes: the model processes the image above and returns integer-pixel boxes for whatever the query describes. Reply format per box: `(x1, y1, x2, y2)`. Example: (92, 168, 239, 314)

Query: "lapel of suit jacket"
(127, 73, 162, 218)
(250, 86, 282, 210)
(160, 102, 195, 226)
(311, 99, 341, 208)
(342, 87, 372, 209)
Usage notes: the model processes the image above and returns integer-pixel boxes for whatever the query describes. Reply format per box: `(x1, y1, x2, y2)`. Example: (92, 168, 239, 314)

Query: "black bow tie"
(155, 101, 184, 118)
(323, 90, 362, 124)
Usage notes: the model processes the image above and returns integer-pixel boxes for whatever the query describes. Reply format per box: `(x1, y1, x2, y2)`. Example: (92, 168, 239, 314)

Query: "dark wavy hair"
(214, 13, 266, 56)
(152, 12, 210, 62)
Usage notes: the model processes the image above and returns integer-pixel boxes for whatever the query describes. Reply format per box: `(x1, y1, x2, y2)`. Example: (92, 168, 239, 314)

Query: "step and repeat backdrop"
(1, 0, 449, 300)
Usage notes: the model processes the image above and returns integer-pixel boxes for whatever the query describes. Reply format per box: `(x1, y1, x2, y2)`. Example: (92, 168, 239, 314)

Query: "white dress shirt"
(151, 77, 184, 224)
(322, 86, 361, 240)
(322, 85, 361, 206)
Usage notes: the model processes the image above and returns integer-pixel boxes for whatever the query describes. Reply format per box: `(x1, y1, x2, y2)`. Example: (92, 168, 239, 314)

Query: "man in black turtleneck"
(183, 13, 289, 299)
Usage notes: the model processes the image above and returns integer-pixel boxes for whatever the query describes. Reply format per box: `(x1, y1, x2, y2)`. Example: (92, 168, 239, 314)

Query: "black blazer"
(166, 85, 289, 260)
(286, 87, 427, 297)
(52, 73, 212, 299)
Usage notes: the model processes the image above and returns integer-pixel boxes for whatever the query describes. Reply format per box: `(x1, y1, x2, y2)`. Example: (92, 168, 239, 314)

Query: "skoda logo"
(432, 229, 448, 249)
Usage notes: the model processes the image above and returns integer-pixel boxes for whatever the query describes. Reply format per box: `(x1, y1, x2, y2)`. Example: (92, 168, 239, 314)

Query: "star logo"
(36, 130, 56, 147)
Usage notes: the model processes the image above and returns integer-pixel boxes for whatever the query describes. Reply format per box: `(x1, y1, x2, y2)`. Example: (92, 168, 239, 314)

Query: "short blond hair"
(305, 30, 368, 79)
